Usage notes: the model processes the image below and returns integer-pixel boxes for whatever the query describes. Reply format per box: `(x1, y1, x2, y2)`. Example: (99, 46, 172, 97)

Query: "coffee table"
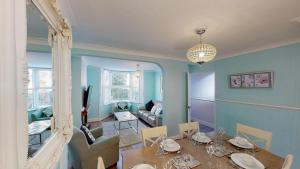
(28, 120, 51, 145)
(114, 111, 138, 133)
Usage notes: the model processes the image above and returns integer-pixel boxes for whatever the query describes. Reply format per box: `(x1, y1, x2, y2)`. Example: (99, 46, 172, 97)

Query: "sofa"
(69, 126, 119, 169)
(137, 101, 163, 127)
(29, 106, 53, 123)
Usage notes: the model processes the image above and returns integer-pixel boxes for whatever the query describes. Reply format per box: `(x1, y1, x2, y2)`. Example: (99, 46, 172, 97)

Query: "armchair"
(69, 126, 119, 169)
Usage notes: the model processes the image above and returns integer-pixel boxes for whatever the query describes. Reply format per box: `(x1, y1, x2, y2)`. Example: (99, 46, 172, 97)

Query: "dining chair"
(178, 122, 199, 139)
(97, 157, 105, 169)
(282, 154, 293, 169)
(141, 125, 167, 147)
(236, 123, 272, 150)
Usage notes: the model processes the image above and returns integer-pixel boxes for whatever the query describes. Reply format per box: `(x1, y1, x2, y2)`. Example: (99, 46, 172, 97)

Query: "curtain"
(0, 0, 28, 168)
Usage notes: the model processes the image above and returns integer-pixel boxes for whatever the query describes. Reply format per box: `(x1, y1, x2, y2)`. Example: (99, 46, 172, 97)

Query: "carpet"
(102, 120, 148, 148)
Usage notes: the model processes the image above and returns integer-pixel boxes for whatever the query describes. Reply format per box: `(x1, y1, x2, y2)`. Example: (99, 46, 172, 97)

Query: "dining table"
(122, 136, 284, 169)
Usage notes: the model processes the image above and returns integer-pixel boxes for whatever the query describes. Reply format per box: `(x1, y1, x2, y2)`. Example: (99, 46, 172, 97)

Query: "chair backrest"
(97, 157, 105, 169)
(178, 122, 199, 139)
(142, 126, 167, 147)
(282, 154, 293, 169)
(236, 123, 272, 150)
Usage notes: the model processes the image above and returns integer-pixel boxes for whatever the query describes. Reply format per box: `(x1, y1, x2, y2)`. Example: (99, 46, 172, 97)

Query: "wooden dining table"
(122, 137, 284, 169)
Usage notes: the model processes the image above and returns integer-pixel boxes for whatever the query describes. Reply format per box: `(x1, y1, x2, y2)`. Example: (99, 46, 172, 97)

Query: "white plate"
(132, 164, 155, 169)
(228, 137, 254, 149)
(231, 153, 265, 169)
(192, 134, 212, 143)
(161, 139, 181, 152)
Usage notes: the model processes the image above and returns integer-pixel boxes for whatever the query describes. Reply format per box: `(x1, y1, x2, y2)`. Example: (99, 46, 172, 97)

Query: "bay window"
(27, 68, 53, 109)
(102, 70, 143, 104)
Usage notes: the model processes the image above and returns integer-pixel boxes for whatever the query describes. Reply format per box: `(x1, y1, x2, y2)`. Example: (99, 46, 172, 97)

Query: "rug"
(102, 120, 148, 148)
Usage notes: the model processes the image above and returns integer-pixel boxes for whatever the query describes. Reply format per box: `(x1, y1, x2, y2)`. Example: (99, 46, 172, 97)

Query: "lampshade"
(186, 29, 217, 64)
(186, 43, 216, 64)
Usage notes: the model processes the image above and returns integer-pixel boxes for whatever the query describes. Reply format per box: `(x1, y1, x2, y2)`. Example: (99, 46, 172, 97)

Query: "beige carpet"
(102, 120, 148, 148)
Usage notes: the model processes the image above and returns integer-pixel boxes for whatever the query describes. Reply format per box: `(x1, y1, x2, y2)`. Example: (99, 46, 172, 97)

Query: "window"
(102, 70, 143, 104)
(27, 68, 53, 109)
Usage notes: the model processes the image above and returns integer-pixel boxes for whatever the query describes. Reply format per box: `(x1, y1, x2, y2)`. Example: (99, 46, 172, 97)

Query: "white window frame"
(28, 67, 53, 110)
(102, 69, 144, 105)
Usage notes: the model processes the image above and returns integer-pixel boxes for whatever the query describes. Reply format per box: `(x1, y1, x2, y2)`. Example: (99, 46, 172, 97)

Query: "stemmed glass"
(206, 144, 215, 169)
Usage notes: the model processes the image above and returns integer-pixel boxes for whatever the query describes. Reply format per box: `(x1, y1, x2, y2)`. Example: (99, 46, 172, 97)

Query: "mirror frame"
(25, 0, 73, 168)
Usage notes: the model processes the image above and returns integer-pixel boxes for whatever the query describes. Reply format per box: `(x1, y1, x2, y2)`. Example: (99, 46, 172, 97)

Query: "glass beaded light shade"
(186, 29, 217, 64)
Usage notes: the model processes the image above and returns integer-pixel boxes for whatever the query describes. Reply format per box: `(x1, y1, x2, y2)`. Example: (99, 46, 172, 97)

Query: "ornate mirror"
(25, 0, 73, 168)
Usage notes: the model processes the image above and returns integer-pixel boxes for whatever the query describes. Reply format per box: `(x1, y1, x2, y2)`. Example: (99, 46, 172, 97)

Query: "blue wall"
(190, 43, 300, 169)
(87, 65, 100, 119)
(144, 71, 156, 103)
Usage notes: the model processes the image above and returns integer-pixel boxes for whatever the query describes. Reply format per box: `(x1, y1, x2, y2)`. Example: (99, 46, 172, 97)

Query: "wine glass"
(206, 144, 215, 169)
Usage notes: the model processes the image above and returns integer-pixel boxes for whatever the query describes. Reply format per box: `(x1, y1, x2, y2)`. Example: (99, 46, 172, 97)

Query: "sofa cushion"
(150, 105, 157, 115)
(145, 100, 154, 111)
(80, 125, 96, 145)
(147, 116, 156, 124)
(154, 106, 162, 116)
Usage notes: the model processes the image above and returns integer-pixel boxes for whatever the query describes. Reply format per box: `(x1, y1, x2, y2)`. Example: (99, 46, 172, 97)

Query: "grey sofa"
(69, 126, 119, 169)
(137, 101, 163, 127)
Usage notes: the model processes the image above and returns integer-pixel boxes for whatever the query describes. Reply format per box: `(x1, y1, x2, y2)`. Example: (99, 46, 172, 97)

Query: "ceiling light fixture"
(186, 28, 217, 64)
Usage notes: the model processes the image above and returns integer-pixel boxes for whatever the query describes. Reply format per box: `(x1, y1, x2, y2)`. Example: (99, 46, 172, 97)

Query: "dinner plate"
(132, 164, 156, 169)
(231, 153, 265, 169)
(228, 137, 254, 149)
(192, 133, 211, 143)
(161, 139, 181, 152)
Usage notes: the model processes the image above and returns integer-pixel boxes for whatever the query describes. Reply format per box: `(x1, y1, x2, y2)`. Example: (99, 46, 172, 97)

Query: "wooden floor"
(107, 143, 143, 169)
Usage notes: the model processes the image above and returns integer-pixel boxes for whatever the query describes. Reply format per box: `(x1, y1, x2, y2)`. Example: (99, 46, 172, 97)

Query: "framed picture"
(229, 75, 241, 88)
(242, 74, 254, 88)
(254, 72, 273, 88)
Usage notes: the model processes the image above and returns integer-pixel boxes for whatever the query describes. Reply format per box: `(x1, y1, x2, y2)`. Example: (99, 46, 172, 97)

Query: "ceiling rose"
(186, 28, 217, 64)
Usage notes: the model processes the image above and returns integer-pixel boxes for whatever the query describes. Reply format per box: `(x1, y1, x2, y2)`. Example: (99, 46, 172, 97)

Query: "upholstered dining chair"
(178, 122, 199, 139)
(282, 154, 293, 169)
(141, 125, 167, 147)
(236, 123, 272, 150)
(97, 157, 105, 169)
(69, 127, 119, 169)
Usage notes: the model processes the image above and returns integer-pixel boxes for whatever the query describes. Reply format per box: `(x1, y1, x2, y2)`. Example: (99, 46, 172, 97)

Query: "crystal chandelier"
(186, 29, 217, 64)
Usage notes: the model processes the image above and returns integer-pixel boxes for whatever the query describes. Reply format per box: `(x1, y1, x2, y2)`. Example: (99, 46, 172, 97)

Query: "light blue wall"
(87, 65, 100, 119)
(71, 57, 82, 127)
(72, 48, 188, 136)
(190, 43, 300, 169)
(144, 71, 156, 103)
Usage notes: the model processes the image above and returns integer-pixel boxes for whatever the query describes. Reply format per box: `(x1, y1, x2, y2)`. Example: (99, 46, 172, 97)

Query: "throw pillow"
(41, 107, 52, 117)
(145, 100, 154, 111)
(80, 125, 96, 145)
(150, 105, 157, 115)
(154, 106, 162, 116)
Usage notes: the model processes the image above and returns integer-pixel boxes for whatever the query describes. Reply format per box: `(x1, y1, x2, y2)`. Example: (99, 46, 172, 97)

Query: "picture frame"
(229, 74, 242, 88)
(254, 72, 273, 88)
(242, 74, 254, 88)
(229, 71, 273, 89)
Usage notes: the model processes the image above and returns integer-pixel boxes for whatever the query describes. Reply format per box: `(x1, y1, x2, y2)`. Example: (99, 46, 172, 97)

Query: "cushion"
(150, 105, 157, 115)
(41, 107, 52, 117)
(154, 106, 162, 116)
(145, 100, 154, 111)
(80, 125, 96, 145)
(117, 102, 128, 111)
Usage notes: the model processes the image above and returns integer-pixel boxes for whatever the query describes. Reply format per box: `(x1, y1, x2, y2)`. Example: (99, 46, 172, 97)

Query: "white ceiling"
(82, 56, 162, 72)
(47, 0, 300, 61)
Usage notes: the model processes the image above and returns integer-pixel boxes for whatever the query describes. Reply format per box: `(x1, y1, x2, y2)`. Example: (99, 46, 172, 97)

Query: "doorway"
(188, 72, 215, 133)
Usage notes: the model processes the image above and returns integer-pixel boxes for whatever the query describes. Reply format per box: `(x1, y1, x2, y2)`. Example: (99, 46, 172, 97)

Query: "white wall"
(190, 73, 215, 128)
(27, 52, 52, 68)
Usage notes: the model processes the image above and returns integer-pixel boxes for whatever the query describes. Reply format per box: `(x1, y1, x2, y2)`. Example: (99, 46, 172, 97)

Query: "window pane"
(112, 72, 129, 86)
(111, 87, 129, 100)
(28, 69, 33, 89)
(39, 70, 52, 87)
(38, 89, 53, 106)
(131, 73, 140, 88)
(27, 90, 34, 109)
(132, 87, 140, 102)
